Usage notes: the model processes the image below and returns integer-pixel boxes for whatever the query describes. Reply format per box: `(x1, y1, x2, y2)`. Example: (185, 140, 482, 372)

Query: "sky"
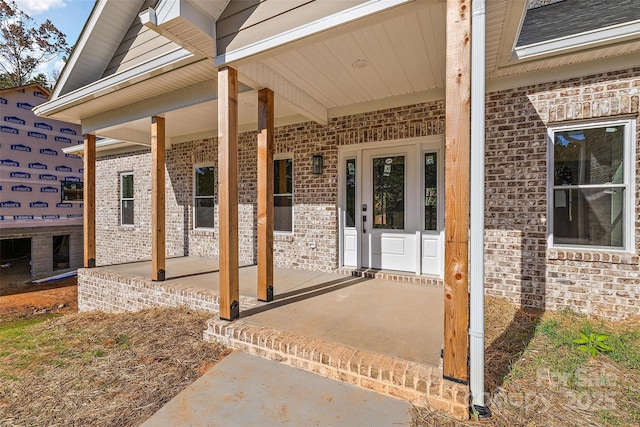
(13, 0, 95, 79)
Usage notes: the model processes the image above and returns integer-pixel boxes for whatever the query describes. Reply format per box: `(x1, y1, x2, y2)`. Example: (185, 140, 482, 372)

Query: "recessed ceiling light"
(352, 59, 369, 69)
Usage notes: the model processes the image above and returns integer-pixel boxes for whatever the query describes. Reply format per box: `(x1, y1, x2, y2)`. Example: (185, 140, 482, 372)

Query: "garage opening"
(0, 238, 32, 295)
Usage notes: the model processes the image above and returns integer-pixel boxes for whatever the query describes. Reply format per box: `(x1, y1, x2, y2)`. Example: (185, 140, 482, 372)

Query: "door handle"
(362, 215, 366, 233)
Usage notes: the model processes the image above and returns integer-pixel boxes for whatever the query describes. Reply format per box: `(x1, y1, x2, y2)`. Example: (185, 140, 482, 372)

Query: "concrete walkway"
(142, 351, 413, 427)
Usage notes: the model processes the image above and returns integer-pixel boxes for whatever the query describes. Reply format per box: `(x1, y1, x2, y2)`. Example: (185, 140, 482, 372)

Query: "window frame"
(193, 163, 216, 231)
(547, 118, 635, 252)
(120, 172, 134, 226)
(274, 153, 294, 234)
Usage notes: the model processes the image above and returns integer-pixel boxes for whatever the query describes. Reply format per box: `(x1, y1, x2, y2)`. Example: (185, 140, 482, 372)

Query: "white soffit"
(214, 0, 415, 67)
(236, 0, 446, 115)
(53, 0, 147, 98)
(34, 49, 200, 123)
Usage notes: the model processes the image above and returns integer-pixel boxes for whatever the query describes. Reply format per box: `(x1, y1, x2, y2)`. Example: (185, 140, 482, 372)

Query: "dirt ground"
(0, 306, 226, 426)
(0, 277, 78, 321)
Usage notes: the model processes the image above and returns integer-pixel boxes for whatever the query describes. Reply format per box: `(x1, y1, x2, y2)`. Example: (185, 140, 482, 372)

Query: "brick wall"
(484, 68, 640, 320)
(94, 101, 446, 272)
(77, 267, 258, 314)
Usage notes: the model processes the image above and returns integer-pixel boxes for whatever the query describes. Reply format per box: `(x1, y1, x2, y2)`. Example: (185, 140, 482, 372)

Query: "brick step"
(204, 316, 468, 418)
(337, 267, 443, 286)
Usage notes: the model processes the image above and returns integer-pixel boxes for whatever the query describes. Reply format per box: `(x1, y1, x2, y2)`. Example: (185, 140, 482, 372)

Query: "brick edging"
(205, 317, 469, 419)
(337, 268, 444, 286)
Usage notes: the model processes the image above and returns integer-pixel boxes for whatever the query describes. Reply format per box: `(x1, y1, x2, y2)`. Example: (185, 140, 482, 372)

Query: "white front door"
(339, 138, 444, 276)
(362, 148, 418, 272)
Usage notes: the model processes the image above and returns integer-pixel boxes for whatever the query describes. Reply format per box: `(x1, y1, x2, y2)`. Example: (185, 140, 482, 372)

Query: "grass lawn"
(414, 297, 640, 426)
(0, 308, 226, 426)
(1, 298, 637, 426)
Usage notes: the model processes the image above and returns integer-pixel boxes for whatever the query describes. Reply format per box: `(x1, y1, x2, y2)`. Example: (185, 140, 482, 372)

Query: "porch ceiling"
(239, 0, 448, 111)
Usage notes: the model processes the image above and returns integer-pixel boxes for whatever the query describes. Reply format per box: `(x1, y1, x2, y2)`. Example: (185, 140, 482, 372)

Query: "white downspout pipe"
(470, 0, 489, 415)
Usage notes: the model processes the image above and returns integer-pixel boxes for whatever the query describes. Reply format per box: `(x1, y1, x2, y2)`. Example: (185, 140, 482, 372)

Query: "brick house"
(0, 84, 84, 286)
(34, 0, 639, 417)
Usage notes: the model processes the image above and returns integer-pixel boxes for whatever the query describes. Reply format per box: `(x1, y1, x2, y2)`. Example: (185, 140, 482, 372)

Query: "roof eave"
(34, 47, 195, 121)
(514, 19, 640, 60)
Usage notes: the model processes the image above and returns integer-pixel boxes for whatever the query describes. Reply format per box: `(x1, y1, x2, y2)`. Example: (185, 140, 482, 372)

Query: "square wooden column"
(83, 133, 96, 268)
(218, 66, 240, 320)
(443, 0, 471, 384)
(257, 88, 274, 302)
(151, 116, 166, 281)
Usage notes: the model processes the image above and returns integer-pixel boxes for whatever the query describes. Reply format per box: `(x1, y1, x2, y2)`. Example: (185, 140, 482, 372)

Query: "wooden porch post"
(257, 88, 274, 302)
(443, 0, 471, 383)
(218, 66, 240, 320)
(151, 116, 166, 281)
(83, 133, 96, 268)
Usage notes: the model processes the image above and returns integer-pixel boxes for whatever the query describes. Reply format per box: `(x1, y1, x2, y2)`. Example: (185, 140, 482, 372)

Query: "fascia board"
(34, 48, 195, 119)
(514, 19, 640, 60)
(214, 0, 413, 66)
(51, 0, 108, 99)
(62, 138, 149, 156)
(82, 78, 216, 133)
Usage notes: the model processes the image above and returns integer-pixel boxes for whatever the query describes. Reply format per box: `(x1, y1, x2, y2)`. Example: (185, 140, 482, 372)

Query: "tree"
(0, 0, 68, 89)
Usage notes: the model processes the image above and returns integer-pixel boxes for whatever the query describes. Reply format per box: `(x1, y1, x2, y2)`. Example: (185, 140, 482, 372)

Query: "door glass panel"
(373, 156, 404, 229)
(424, 152, 438, 230)
(345, 159, 356, 227)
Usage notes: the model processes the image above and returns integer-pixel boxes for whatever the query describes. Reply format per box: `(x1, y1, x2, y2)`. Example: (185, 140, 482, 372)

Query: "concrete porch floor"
(106, 256, 444, 367)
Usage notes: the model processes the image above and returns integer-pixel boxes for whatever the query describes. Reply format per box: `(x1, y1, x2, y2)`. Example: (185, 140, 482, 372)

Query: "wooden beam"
(238, 65, 328, 125)
(218, 67, 240, 320)
(257, 88, 274, 302)
(151, 116, 166, 281)
(443, 0, 471, 384)
(83, 133, 96, 268)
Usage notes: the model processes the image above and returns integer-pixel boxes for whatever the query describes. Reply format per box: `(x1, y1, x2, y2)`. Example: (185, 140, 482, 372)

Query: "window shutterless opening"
(193, 164, 215, 229)
(548, 119, 635, 251)
(120, 172, 134, 226)
(274, 157, 293, 233)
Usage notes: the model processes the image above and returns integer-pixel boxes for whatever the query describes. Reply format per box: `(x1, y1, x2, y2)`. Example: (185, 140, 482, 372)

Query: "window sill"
(274, 233, 294, 243)
(192, 228, 215, 236)
(548, 247, 638, 264)
(119, 225, 135, 230)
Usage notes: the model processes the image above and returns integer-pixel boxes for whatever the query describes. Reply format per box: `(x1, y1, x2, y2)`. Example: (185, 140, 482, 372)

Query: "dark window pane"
(424, 153, 437, 230)
(122, 200, 134, 225)
(195, 166, 215, 197)
(373, 156, 404, 229)
(121, 174, 133, 198)
(554, 126, 624, 186)
(195, 198, 215, 228)
(553, 188, 624, 247)
(274, 158, 293, 194)
(274, 195, 293, 232)
(345, 159, 356, 228)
